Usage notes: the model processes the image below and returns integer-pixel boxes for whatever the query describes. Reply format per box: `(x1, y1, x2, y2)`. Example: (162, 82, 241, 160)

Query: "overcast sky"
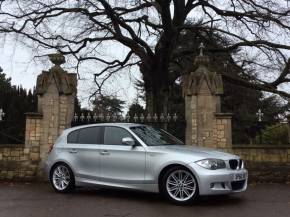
(0, 35, 141, 111)
(1, 0, 289, 113)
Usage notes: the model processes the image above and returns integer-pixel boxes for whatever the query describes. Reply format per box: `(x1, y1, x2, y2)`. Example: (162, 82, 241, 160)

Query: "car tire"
(160, 166, 199, 205)
(50, 163, 75, 193)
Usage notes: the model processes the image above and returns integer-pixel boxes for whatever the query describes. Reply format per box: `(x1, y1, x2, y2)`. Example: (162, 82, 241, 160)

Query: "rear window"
(67, 127, 102, 144)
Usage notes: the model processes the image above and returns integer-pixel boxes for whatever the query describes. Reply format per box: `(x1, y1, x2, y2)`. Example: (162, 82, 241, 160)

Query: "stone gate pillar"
(183, 48, 233, 148)
(35, 53, 77, 165)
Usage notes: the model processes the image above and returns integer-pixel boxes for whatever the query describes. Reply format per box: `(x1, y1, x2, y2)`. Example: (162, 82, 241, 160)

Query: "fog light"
(210, 182, 226, 189)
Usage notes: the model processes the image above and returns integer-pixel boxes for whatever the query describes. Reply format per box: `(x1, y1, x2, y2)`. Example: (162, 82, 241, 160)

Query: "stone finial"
(199, 42, 205, 56)
(256, 109, 264, 122)
(48, 53, 65, 66)
(194, 42, 209, 66)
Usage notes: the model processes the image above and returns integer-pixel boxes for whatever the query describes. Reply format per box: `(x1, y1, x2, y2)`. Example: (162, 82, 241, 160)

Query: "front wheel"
(50, 163, 75, 193)
(160, 166, 199, 205)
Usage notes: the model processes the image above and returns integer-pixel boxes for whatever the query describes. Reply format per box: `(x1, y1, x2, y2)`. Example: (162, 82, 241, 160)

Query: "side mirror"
(122, 137, 136, 146)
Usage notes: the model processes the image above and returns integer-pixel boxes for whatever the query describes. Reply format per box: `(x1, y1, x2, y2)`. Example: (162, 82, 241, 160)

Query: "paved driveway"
(0, 183, 289, 217)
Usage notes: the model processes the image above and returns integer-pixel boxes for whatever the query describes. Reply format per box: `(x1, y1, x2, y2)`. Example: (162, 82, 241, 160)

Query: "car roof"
(63, 123, 146, 134)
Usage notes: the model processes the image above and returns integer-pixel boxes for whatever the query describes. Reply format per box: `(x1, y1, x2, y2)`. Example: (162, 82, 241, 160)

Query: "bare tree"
(0, 0, 290, 114)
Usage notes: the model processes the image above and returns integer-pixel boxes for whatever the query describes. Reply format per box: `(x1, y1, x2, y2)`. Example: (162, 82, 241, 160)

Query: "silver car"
(45, 123, 247, 205)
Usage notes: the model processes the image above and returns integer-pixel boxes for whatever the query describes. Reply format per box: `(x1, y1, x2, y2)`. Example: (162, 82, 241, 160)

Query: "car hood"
(147, 145, 239, 161)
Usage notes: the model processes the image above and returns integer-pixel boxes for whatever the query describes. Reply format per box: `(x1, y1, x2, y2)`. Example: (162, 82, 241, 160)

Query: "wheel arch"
(49, 160, 75, 177)
(158, 163, 197, 191)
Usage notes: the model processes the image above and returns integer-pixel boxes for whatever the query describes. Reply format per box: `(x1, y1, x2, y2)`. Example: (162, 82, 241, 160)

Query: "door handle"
(69, 149, 78, 154)
(100, 150, 110, 155)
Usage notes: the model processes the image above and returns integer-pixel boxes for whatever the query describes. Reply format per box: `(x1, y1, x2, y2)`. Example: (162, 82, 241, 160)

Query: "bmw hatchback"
(45, 123, 247, 205)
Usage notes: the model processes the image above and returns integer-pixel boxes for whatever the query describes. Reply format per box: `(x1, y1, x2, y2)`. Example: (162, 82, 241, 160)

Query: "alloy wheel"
(52, 165, 71, 191)
(166, 169, 197, 202)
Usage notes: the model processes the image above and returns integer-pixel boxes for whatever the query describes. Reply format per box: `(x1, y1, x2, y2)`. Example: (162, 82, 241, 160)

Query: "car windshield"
(130, 126, 184, 146)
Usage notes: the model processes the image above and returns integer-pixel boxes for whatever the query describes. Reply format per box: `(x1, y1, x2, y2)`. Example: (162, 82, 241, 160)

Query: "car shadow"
(196, 194, 246, 206)
(73, 187, 162, 202)
(67, 186, 246, 207)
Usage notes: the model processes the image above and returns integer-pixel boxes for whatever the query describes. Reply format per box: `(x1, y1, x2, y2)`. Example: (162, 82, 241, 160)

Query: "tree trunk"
(152, 88, 168, 115)
(144, 76, 169, 116)
(140, 61, 171, 117)
(145, 90, 154, 114)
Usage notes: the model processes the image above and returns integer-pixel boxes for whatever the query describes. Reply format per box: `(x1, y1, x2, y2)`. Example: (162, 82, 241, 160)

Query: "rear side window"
(67, 127, 102, 144)
(67, 130, 78, 143)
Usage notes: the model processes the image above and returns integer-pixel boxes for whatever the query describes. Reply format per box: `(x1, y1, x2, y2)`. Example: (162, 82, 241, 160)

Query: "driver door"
(100, 126, 146, 185)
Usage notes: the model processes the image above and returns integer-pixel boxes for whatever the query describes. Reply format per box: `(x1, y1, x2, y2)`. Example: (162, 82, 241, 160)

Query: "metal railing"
(71, 112, 186, 142)
(72, 112, 180, 124)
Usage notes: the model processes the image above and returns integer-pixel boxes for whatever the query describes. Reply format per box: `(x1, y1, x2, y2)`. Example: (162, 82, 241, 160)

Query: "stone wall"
(231, 145, 290, 163)
(246, 162, 290, 183)
(0, 113, 42, 180)
(219, 145, 290, 183)
(0, 144, 39, 180)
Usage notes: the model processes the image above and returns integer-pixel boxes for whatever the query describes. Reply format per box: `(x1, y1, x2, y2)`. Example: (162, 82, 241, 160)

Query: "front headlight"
(195, 159, 226, 170)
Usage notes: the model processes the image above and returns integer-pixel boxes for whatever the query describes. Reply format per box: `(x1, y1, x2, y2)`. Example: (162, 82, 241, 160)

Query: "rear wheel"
(50, 163, 75, 193)
(160, 166, 199, 205)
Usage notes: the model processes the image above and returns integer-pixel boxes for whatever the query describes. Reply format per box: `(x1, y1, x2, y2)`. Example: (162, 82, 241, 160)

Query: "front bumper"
(187, 162, 248, 195)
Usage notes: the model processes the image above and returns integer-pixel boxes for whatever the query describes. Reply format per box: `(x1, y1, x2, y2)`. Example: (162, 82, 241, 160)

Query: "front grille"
(229, 159, 238, 169)
(229, 159, 243, 170)
(231, 180, 245, 191)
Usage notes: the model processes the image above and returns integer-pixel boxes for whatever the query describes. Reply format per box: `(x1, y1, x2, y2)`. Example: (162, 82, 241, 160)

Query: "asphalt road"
(0, 182, 289, 217)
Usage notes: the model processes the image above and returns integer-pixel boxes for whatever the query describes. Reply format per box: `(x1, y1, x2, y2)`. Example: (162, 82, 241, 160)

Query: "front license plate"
(234, 173, 246, 181)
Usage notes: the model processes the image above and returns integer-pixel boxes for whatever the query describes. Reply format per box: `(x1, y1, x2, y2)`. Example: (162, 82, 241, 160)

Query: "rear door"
(100, 126, 146, 185)
(66, 126, 103, 180)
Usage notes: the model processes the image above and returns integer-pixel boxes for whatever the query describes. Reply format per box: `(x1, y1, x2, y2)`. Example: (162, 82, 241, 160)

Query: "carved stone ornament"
(184, 53, 223, 96)
(36, 53, 77, 95)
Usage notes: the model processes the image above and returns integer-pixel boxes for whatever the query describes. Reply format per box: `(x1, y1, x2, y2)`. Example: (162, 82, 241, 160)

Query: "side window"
(67, 130, 79, 143)
(67, 127, 102, 144)
(104, 127, 132, 145)
(78, 127, 101, 144)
